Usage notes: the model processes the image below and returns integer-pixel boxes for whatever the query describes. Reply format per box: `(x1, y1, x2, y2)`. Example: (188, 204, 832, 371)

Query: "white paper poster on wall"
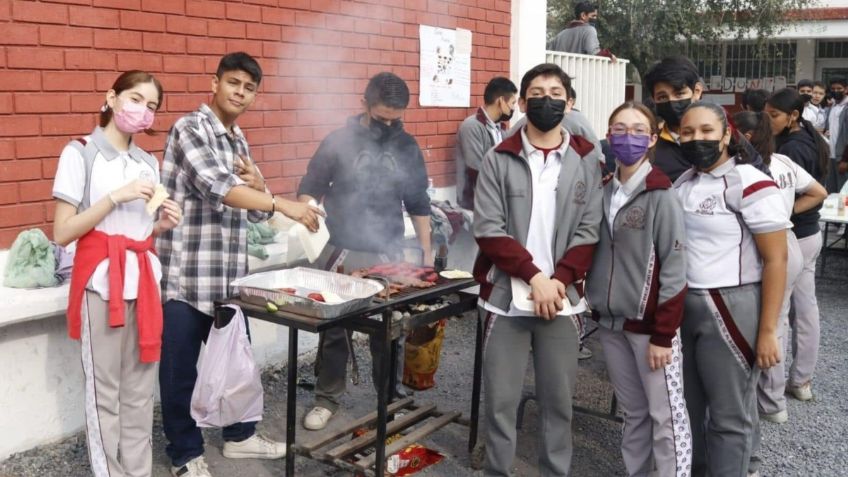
(774, 76, 787, 91)
(734, 77, 747, 92)
(722, 77, 735, 93)
(763, 77, 775, 92)
(419, 25, 472, 107)
(747, 78, 762, 89)
(710, 75, 723, 91)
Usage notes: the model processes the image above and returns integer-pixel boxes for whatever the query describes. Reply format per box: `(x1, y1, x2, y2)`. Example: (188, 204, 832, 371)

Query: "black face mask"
(833, 91, 846, 103)
(680, 139, 724, 170)
(655, 98, 692, 128)
(497, 102, 515, 123)
(525, 96, 566, 132)
(800, 93, 813, 104)
(588, 19, 598, 28)
(369, 118, 399, 141)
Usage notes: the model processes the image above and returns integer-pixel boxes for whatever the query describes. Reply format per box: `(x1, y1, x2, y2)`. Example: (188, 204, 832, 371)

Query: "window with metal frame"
(688, 40, 797, 86)
(817, 41, 848, 59)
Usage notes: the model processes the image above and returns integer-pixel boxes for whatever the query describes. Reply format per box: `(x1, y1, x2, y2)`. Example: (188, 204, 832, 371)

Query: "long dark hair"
(100, 70, 163, 135)
(733, 111, 775, 165)
(766, 88, 830, 176)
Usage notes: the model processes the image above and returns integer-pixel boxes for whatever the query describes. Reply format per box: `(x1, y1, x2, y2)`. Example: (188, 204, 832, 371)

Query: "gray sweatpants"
(480, 309, 579, 477)
(682, 285, 761, 477)
(597, 328, 691, 477)
(81, 290, 157, 477)
(757, 231, 803, 414)
(789, 232, 822, 387)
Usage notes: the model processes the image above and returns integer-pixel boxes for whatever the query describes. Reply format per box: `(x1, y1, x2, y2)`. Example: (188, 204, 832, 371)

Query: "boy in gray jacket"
(455, 77, 517, 211)
(474, 63, 602, 476)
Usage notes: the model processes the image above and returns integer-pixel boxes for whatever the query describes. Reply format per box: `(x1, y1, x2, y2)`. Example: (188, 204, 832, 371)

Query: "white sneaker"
(304, 406, 334, 430)
(760, 409, 788, 424)
(222, 433, 286, 459)
(171, 456, 212, 477)
(789, 382, 813, 401)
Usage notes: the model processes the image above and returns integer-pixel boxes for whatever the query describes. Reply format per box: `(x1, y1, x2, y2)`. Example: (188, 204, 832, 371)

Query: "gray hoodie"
(585, 165, 687, 347)
(548, 21, 601, 55)
(473, 127, 603, 312)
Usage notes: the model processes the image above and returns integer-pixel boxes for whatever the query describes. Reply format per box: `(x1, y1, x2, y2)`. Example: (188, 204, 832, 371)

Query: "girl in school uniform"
(733, 111, 827, 424)
(52, 70, 181, 477)
(764, 88, 832, 402)
(586, 102, 691, 477)
(675, 102, 789, 477)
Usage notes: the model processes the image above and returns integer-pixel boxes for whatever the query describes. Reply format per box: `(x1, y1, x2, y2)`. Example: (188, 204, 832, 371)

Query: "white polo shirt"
(769, 153, 815, 219)
(675, 158, 790, 289)
(481, 128, 566, 317)
(609, 161, 652, 236)
(52, 127, 162, 300)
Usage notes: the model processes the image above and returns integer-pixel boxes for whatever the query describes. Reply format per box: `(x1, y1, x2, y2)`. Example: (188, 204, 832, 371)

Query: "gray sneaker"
(222, 432, 286, 459)
(578, 346, 593, 360)
(171, 456, 212, 477)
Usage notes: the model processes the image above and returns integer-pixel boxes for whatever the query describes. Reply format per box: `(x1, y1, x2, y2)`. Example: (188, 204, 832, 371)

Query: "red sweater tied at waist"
(67, 230, 162, 363)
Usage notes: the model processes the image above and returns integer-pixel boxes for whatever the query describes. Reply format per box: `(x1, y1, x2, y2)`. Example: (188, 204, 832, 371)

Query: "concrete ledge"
(0, 251, 70, 329)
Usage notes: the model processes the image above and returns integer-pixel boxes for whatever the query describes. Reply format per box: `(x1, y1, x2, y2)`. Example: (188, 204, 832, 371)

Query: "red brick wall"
(0, 0, 511, 248)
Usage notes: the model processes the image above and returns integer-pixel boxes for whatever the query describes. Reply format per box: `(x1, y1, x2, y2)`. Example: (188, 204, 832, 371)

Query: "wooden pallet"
(297, 399, 461, 477)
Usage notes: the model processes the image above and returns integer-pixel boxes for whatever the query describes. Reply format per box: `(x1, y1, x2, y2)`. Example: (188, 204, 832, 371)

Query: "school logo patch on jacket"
(573, 180, 587, 205)
(623, 206, 646, 230)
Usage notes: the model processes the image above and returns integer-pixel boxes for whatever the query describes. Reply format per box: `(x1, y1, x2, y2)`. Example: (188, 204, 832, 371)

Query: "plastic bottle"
(427, 177, 436, 200)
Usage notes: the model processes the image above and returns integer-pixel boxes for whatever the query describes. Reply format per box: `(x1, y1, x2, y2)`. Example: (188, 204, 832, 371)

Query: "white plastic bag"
(190, 305, 264, 428)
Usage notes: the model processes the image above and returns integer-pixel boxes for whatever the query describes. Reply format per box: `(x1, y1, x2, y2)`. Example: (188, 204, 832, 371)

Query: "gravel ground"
(3, 249, 847, 477)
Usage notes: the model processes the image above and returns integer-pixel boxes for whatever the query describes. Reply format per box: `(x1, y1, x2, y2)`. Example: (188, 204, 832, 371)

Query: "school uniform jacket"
(473, 127, 603, 312)
(585, 166, 687, 347)
(455, 107, 506, 210)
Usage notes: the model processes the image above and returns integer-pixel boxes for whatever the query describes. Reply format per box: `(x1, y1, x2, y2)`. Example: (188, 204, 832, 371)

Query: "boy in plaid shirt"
(156, 52, 320, 477)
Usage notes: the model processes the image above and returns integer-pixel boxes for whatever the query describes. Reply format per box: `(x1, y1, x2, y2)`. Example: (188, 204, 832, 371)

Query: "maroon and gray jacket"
(472, 128, 603, 312)
(585, 166, 687, 347)
(455, 107, 507, 210)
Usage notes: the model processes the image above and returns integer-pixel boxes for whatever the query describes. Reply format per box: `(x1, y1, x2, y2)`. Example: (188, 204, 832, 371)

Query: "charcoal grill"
(215, 276, 481, 477)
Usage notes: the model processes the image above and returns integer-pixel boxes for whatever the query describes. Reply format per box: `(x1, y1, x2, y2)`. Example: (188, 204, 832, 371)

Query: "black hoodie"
(777, 128, 824, 239)
(298, 114, 430, 254)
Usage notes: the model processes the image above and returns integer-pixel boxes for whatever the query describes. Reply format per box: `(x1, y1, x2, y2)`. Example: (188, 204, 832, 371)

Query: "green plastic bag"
(3, 228, 59, 288)
(247, 222, 277, 260)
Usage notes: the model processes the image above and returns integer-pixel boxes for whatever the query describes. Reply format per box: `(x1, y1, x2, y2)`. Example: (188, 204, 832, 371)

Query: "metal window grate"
(817, 41, 848, 59)
(688, 40, 797, 84)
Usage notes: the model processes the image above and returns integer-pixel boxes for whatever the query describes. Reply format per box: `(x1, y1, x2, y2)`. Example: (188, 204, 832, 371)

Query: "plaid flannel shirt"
(156, 104, 271, 316)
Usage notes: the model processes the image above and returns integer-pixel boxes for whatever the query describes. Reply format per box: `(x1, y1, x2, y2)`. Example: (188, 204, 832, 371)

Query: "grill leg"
(374, 309, 393, 477)
(469, 312, 484, 453)
(285, 328, 298, 477)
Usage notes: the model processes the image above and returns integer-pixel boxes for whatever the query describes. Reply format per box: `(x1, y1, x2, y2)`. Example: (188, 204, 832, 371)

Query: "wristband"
(107, 192, 118, 208)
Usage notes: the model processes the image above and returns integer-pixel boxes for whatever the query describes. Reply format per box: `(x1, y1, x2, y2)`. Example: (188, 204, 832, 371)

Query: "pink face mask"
(113, 99, 155, 134)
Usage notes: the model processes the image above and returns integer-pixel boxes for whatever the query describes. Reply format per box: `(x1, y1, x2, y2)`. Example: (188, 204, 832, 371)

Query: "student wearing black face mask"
(645, 56, 768, 183)
(547, 1, 616, 60)
(455, 76, 517, 211)
(297, 72, 432, 432)
(675, 102, 789, 477)
(824, 77, 848, 191)
(474, 62, 602, 476)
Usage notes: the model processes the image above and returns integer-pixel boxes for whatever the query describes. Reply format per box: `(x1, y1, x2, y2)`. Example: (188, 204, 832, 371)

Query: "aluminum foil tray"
(230, 267, 384, 319)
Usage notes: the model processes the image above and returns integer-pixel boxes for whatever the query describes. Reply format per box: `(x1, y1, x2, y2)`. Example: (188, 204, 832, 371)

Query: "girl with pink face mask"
(52, 70, 181, 477)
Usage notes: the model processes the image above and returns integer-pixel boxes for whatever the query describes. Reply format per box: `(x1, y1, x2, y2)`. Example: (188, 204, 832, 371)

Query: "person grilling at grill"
(297, 72, 432, 431)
